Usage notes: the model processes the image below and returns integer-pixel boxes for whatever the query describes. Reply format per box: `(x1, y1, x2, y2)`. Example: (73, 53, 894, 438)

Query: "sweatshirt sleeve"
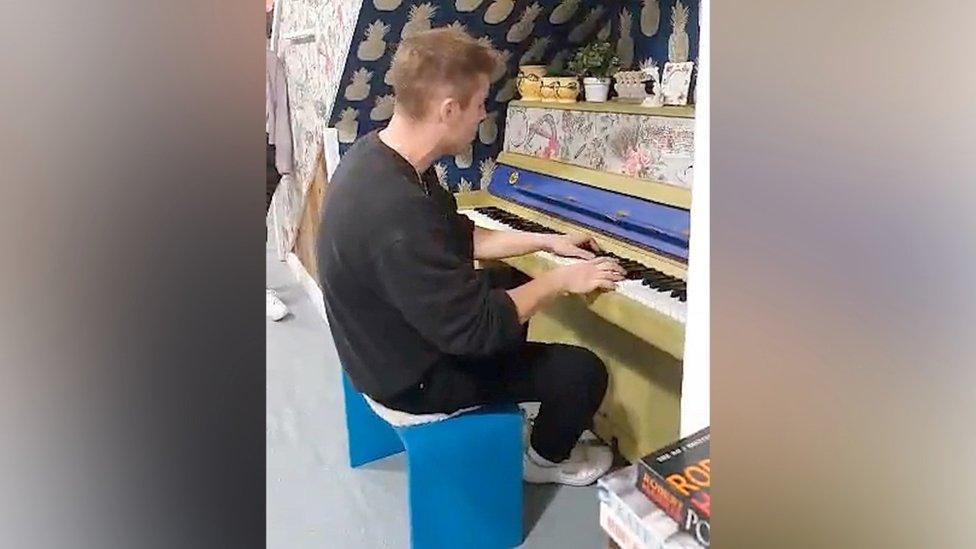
(372, 218, 523, 357)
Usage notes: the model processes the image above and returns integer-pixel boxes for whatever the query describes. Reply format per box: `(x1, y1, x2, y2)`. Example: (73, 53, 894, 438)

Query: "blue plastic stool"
(341, 374, 524, 549)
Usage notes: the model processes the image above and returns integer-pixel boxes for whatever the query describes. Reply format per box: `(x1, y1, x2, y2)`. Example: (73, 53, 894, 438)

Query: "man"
(317, 28, 626, 486)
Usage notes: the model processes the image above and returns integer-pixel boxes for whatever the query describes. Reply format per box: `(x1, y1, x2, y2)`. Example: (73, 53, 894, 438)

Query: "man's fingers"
(594, 258, 626, 274)
(586, 270, 622, 292)
(571, 247, 596, 260)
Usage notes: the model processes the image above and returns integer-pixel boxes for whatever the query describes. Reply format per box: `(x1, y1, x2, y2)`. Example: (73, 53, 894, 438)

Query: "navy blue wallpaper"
(606, 0, 700, 100)
(328, 0, 699, 191)
(622, 0, 698, 68)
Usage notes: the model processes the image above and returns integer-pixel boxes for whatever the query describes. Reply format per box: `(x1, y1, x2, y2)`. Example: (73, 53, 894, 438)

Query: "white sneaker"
(266, 289, 288, 321)
(521, 409, 534, 450)
(522, 443, 614, 487)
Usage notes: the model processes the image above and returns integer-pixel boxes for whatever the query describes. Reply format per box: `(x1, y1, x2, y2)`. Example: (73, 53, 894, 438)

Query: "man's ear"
(436, 97, 457, 123)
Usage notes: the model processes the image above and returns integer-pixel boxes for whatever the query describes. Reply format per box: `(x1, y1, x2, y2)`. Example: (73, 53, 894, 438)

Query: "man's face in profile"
(441, 74, 489, 155)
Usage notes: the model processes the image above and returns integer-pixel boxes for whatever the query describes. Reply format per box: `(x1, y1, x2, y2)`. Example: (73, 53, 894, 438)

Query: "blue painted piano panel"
(487, 163, 690, 261)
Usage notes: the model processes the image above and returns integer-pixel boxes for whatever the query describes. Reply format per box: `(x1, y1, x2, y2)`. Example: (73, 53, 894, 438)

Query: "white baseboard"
(286, 252, 327, 322)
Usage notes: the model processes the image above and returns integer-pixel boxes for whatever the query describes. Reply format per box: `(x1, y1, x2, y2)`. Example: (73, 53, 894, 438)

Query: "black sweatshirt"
(317, 132, 523, 401)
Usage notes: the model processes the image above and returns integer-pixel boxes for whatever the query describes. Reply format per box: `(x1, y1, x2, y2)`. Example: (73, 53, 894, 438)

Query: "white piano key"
(460, 209, 511, 232)
(460, 209, 687, 324)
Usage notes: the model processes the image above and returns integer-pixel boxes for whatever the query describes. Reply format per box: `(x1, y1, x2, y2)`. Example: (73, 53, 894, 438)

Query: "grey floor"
(266, 255, 607, 549)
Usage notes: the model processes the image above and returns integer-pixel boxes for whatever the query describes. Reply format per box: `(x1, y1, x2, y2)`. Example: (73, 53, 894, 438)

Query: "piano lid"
(487, 162, 691, 262)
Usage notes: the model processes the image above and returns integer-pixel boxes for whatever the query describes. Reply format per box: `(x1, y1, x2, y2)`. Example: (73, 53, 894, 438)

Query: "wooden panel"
(509, 99, 695, 119)
(293, 155, 328, 283)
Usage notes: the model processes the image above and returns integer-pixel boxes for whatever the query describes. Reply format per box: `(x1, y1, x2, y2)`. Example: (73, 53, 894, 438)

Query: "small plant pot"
(516, 65, 546, 101)
(539, 76, 580, 103)
(582, 77, 611, 102)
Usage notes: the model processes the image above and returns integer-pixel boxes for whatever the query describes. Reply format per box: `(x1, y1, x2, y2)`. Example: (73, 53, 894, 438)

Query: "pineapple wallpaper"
(609, 0, 699, 94)
(326, 0, 618, 192)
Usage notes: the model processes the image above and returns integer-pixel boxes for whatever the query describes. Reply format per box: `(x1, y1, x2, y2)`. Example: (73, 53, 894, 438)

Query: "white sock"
(527, 445, 560, 467)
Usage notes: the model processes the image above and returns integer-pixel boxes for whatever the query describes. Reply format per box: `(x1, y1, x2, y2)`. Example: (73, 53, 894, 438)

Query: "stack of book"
(597, 427, 710, 548)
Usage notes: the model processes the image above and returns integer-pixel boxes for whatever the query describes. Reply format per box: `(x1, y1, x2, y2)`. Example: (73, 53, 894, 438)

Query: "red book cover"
(635, 427, 710, 546)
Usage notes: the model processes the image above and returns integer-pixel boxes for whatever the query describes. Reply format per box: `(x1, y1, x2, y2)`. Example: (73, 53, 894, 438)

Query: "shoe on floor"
(521, 408, 533, 450)
(266, 289, 289, 321)
(520, 409, 598, 449)
(522, 442, 613, 487)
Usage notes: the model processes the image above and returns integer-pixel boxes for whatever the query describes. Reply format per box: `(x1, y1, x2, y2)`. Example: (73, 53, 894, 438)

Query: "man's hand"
(551, 257, 626, 294)
(506, 256, 626, 323)
(544, 232, 601, 260)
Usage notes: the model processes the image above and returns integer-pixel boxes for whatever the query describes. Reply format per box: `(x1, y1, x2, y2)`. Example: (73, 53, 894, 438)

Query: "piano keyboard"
(460, 206, 688, 324)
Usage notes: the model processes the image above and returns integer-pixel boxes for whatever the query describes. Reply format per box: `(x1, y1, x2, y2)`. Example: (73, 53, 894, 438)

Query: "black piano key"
(661, 275, 684, 287)
(642, 270, 668, 283)
(649, 279, 681, 291)
(642, 278, 666, 289)
(476, 208, 687, 294)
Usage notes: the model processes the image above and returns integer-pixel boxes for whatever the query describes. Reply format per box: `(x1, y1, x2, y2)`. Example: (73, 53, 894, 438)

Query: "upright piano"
(456, 100, 694, 462)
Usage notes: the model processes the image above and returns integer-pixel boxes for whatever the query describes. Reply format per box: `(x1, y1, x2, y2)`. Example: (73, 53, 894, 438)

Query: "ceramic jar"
(540, 76, 579, 103)
(516, 65, 546, 101)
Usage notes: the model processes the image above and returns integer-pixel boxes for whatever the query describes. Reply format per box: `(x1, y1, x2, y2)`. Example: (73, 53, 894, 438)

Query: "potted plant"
(566, 41, 621, 102)
(539, 67, 580, 103)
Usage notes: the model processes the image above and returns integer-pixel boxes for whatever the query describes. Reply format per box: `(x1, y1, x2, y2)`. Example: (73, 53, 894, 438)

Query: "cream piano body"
(457, 100, 695, 462)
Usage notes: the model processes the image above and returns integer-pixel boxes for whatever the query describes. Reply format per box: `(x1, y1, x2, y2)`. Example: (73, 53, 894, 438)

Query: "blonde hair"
(387, 28, 501, 120)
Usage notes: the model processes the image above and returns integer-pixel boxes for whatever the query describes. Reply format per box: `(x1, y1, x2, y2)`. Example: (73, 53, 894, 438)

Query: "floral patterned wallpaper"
(504, 104, 694, 188)
(275, 0, 363, 190)
(267, 0, 362, 256)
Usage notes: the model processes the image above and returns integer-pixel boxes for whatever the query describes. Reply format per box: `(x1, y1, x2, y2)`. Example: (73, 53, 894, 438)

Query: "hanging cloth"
(266, 48, 294, 176)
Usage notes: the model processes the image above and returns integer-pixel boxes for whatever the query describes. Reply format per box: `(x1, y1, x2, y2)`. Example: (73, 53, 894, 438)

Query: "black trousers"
(380, 266, 609, 463)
